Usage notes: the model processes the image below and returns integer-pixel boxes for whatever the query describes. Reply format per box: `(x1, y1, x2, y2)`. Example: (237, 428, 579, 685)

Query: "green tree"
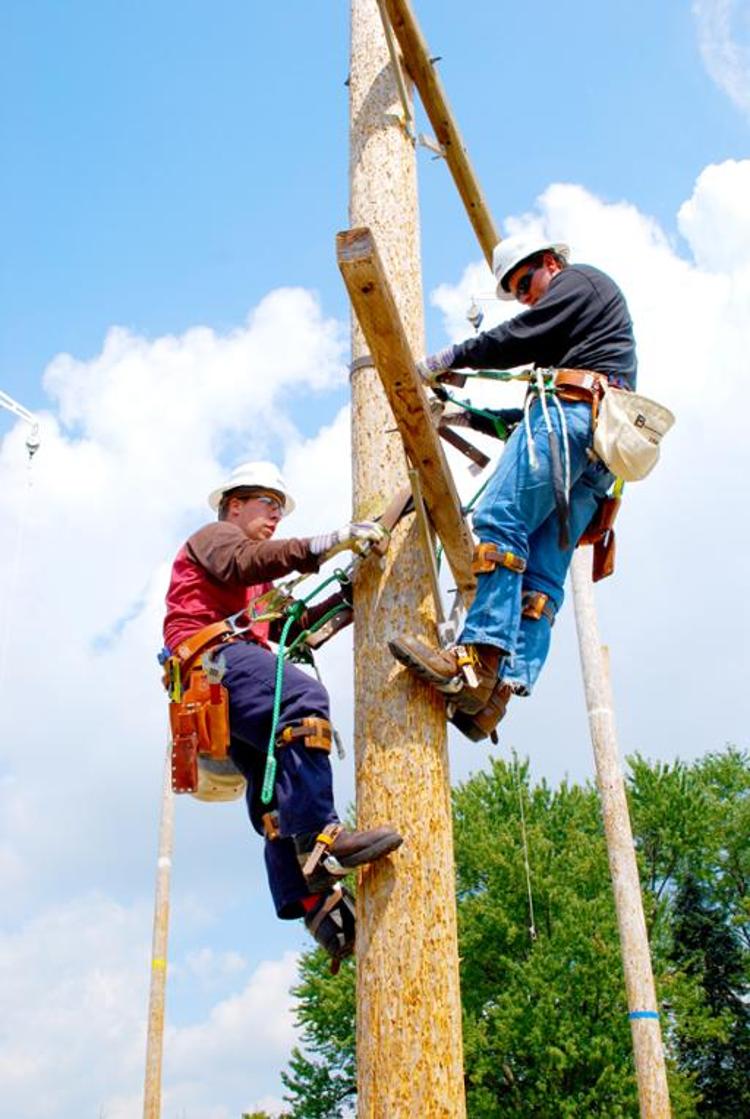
(668, 874, 750, 1115)
(281, 948, 356, 1118)
(282, 749, 750, 1117)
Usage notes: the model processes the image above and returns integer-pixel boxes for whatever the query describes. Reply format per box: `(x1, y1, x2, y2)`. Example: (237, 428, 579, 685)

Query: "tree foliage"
(281, 948, 356, 1118)
(282, 747, 748, 1117)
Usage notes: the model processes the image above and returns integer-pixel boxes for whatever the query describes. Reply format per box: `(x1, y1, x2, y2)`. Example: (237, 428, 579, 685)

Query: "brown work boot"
(388, 635, 502, 715)
(295, 823, 403, 891)
(449, 681, 513, 743)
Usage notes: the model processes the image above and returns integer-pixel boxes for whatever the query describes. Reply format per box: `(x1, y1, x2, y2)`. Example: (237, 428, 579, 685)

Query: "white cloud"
(2, 162, 750, 1116)
(0, 892, 300, 1119)
(693, 0, 750, 117)
(677, 158, 750, 272)
(0, 896, 150, 1118)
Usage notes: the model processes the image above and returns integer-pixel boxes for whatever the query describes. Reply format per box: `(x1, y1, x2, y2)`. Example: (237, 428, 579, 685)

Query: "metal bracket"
(437, 590, 467, 648)
(417, 132, 446, 159)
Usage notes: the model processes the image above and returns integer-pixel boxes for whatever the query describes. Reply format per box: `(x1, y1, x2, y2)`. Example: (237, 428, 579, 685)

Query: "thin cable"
(512, 749, 537, 942)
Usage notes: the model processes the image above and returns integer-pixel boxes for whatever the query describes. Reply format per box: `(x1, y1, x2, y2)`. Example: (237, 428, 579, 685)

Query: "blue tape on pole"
(629, 1010, 660, 1020)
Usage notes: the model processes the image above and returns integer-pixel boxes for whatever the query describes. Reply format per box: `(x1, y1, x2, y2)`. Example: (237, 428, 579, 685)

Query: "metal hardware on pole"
(0, 388, 41, 457)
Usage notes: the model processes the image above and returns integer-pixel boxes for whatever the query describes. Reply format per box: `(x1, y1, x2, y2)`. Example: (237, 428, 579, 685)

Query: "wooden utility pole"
(572, 558, 671, 1117)
(360, 3, 672, 1115)
(142, 745, 175, 1119)
(347, 2, 466, 1116)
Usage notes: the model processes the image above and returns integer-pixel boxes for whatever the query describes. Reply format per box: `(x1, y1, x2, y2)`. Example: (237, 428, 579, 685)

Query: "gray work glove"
(310, 521, 390, 562)
(415, 345, 458, 385)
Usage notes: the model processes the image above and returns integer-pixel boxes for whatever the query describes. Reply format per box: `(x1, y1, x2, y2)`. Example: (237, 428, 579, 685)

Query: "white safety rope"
(550, 392, 572, 500)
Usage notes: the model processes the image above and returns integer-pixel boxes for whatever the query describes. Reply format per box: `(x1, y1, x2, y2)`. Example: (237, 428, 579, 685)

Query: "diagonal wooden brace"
(337, 226, 476, 602)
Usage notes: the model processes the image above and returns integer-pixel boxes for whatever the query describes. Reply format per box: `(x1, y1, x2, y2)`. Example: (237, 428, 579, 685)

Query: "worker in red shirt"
(164, 462, 402, 969)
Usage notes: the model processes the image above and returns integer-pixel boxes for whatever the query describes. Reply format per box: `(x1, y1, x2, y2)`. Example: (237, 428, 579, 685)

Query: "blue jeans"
(461, 398, 613, 695)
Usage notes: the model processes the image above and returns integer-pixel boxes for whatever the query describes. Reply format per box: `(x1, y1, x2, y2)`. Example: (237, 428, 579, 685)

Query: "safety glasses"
(256, 494, 285, 514)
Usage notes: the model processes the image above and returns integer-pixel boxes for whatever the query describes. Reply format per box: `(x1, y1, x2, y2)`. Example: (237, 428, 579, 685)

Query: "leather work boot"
(304, 883, 356, 975)
(388, 635, 502, 716)
(449, 681, 513, 743)
(295, 823, 403, 892)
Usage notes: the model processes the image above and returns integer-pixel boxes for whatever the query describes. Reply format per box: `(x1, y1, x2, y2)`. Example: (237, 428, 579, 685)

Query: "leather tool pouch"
(579, 496, 621, 583)
(169, 668, 231, 793)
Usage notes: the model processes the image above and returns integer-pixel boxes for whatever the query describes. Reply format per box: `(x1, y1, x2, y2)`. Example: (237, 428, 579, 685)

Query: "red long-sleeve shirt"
(163, 521, 322, 651)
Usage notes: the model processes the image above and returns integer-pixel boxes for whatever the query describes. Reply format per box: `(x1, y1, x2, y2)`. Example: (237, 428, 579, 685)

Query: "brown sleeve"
(186, 522, 322, 585)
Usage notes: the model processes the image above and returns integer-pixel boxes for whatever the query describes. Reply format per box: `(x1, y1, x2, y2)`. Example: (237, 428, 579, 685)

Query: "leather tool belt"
(552, 368, 610, 424)
(171, 611, 253, 678)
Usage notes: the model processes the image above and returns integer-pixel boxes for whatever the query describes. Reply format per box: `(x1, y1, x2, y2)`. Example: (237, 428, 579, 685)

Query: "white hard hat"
(207, 461, 295, 515)
(492, 236, 570, 301)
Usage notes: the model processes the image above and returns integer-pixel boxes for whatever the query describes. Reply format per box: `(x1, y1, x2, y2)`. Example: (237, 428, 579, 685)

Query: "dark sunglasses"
(514, 265, 539, 300)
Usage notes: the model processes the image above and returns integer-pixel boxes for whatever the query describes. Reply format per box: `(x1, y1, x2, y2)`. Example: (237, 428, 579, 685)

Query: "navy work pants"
(222, 640, 339, 919)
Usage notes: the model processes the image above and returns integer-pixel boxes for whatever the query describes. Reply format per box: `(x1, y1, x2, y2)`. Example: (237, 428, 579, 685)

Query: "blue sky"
(2, 1, 747, 407)
(1, 2, 749, 1117)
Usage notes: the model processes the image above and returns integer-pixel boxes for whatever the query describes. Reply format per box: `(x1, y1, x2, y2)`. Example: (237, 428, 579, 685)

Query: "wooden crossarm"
(337, 226, 476, 600)
(382, 0, 499, 265)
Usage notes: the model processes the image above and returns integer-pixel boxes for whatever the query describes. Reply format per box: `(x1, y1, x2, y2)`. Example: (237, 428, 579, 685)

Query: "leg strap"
(262, 810, 280, 841)
(521, 590, 556, 626)
(277, 717, 333, 752)
(472, 542, 526, 575)
(301, 823, 345, 879)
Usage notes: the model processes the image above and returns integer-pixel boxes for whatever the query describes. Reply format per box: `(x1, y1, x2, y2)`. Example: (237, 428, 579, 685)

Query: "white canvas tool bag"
(593, 387, 675, 481)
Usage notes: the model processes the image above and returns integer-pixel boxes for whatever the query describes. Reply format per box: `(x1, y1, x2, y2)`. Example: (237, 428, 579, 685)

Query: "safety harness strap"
(262, 810, 280, 841)
(472, 542, 527, 575)
(302, 823, 344, 878)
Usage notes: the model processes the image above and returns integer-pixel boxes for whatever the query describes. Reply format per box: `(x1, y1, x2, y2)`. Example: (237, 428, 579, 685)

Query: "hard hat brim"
(496, 242, 570, 301)
(208, 483, 295, 516)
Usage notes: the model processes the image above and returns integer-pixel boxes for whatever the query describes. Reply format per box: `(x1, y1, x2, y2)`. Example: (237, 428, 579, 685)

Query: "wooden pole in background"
(348, 2, 466, 1115)
(142, 745, 175, 1119)
(571, 556, 671, 1118)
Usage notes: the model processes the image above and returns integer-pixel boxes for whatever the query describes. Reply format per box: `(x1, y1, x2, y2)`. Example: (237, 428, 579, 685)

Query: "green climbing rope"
(259, 568, 352, 805)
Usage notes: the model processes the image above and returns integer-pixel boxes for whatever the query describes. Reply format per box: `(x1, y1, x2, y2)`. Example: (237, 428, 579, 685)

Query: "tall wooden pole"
(571, 553, 671, 1117)
(142, 745, 175, 1119)
(348, 3, 466, 1116)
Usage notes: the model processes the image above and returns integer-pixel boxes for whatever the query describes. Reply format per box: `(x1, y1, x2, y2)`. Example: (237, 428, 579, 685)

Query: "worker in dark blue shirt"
(389, 236, 637, 741)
